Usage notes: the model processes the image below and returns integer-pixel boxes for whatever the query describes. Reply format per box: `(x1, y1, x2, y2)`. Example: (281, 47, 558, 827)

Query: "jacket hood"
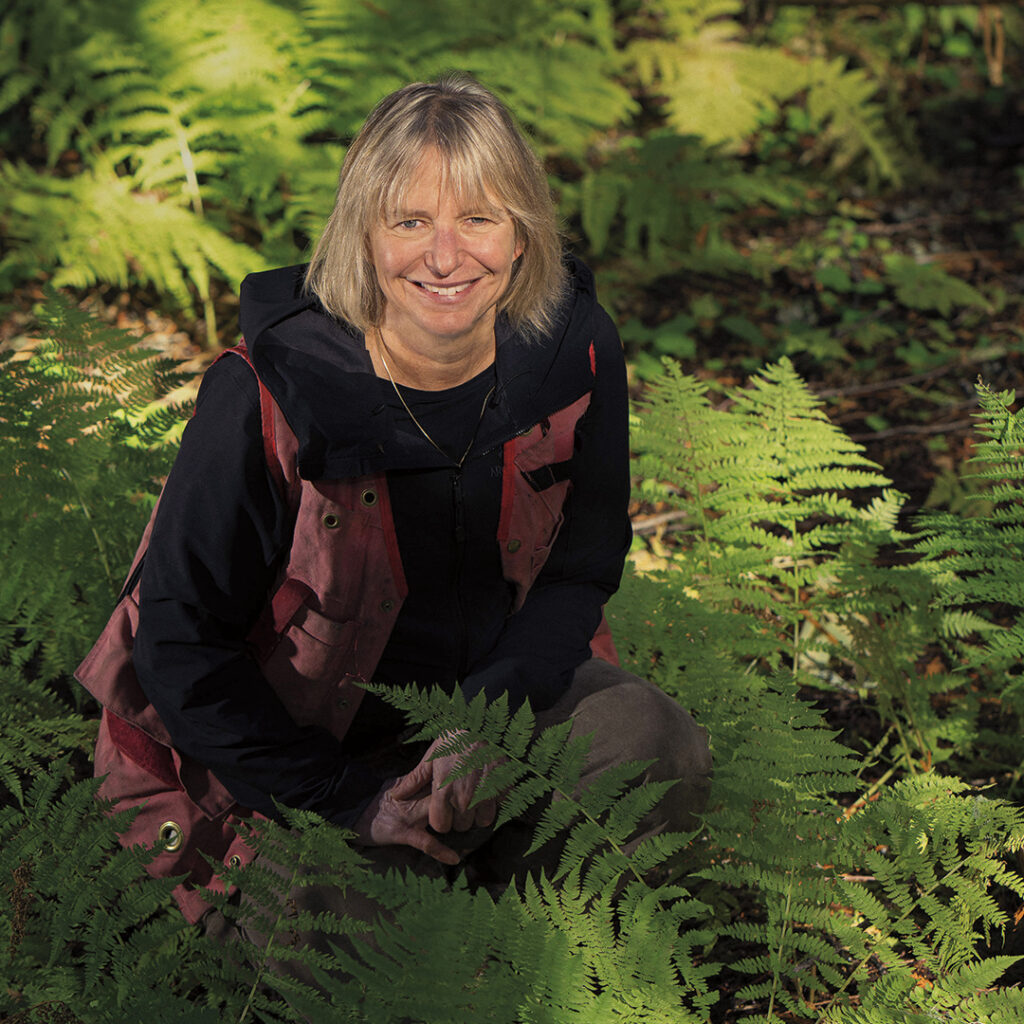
(238, 256, 600, 479)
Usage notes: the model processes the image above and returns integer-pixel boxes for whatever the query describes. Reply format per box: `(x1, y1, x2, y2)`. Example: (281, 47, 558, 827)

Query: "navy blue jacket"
(132, 256, 631, 825)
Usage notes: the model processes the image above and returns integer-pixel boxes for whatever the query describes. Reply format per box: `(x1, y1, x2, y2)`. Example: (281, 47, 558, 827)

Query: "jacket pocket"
(510, 478, 572, 590)
(259, 602, 365, 731)
(511, 392, 592, 474)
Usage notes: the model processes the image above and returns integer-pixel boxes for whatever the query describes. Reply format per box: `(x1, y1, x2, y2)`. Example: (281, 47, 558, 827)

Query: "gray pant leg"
(551, 657, 713, 833)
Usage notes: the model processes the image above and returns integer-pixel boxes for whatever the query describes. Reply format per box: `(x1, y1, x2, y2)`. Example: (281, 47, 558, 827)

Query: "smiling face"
(369, 147, 523, 361)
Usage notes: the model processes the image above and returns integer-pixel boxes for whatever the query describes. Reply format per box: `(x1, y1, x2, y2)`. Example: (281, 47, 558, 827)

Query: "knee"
(571, 677, 713, 789)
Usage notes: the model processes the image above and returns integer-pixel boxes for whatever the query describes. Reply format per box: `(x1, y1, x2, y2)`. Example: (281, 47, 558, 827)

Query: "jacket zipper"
(451, 468, 469, 680)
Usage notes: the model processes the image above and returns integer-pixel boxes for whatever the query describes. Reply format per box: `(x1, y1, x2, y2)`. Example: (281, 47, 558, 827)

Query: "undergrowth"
(2, 297, 1024, 1021)
(5, 0, 1019, 339)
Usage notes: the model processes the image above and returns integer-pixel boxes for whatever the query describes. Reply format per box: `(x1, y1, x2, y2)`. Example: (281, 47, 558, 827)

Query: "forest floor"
(634, 159, 1023, 517)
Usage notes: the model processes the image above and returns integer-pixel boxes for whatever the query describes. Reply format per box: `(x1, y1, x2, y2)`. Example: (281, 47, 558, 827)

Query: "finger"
(394, 807, 460, 865)
(452, 804, 477, 832)
(429, 785, 454, 833)
(473, 797, 497, 829)
(445, 774, 478, 829)
(415, 832, 461, 866)
(431, 752, 460, 790)
(389, 760, 432, 800)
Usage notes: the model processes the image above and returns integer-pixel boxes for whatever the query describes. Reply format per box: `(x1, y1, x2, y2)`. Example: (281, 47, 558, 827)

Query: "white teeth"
(419, 282, 471, 296)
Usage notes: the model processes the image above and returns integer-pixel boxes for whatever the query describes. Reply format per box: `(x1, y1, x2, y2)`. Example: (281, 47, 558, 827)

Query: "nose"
(425, 225, 459, 277)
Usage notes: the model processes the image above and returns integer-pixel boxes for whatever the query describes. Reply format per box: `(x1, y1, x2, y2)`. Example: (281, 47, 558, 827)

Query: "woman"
(78, 74, 711, 937)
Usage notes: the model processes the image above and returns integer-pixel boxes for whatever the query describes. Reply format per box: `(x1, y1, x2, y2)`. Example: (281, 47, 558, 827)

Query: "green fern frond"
(366, 681, 689, 894)
(301, 0, 634, 162)
(803, 56, 901, 184)
(625, 1, 903, 183)
(1, 294, 186, 793)
(820, 776, 1024, 1016)
(0, 765, 215, 1022)
(0, 679, 95, 807)
(883, 254, 993, 316)
(916, 382, 1024, 683)
(0, 164, 267, 313)
(631, 28, 796, 146)
(631, 357, 899, 677)
(211, 805, 715, 1022)
(577, 131, 796, 267)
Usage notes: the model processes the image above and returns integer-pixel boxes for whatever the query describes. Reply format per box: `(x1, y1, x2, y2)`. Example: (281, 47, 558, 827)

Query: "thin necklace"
(375, 330, 495, 468)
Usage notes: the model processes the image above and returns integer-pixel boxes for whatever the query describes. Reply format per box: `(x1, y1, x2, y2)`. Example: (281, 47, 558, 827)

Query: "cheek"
(372, 248, 408, 286)
(370, 234, 414, 281)
(488, 236, 521, 273)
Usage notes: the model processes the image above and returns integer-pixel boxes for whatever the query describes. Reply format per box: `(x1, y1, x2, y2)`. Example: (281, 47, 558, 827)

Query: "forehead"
(381, 146, 503, 216)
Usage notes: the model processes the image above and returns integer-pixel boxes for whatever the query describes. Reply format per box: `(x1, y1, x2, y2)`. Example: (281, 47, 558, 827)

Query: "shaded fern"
(0, 293, 186, 799)
(367, 682, 692, 892)
(0, 765, 214, 1024)
(916, 382, 1024, 685)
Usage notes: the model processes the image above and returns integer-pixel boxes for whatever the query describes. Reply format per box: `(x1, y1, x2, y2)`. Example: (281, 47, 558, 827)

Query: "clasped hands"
(354, 730, 498, 866)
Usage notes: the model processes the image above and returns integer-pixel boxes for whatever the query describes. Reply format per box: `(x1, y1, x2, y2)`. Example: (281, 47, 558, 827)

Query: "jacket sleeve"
(461, 305, 632, 712)
(132, 356, 380, 826)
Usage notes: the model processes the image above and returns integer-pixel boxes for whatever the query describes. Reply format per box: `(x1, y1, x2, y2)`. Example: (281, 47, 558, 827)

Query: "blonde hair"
(305, 73, 566, 339)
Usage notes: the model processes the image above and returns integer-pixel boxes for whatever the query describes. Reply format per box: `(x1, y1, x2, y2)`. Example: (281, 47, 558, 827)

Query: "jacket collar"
(239, 257, 598, 479)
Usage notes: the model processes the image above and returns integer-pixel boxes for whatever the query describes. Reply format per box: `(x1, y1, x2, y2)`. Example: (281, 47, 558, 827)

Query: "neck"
(369, 325, 495, 391)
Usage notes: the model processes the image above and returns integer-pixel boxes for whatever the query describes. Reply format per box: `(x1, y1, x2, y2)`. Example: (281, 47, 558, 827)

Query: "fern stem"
(898, 678, 931, 769)
(843, 764, 899, 821)
(889, 712, 920, 776)
(765, 868, 796, 1023)
(59, 467, 114, 588)
(854, 726, 895, 780)
(203, 292, 219, 348)
(680, 400, 716, 578)
(173, 119, 218, 346)
(451, 730, 650, 888)
(174, 121, 204, 221)
(557, 789, 648, 887)
(510, 744, 649, 887)
(789, 526, 802, 682)
(237, 860, 303, 1024)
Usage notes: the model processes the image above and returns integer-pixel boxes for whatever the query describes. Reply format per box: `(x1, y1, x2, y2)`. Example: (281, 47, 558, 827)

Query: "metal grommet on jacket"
(506, 538, 522, 553)
(321, 512, 340, 529)
(158, 821, 183, 852)
(360, 488, 378, 507)
(227, 854, 243, 870)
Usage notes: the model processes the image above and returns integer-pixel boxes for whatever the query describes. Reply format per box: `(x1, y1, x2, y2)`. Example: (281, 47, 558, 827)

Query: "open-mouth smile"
(413, 279, 478, 297)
